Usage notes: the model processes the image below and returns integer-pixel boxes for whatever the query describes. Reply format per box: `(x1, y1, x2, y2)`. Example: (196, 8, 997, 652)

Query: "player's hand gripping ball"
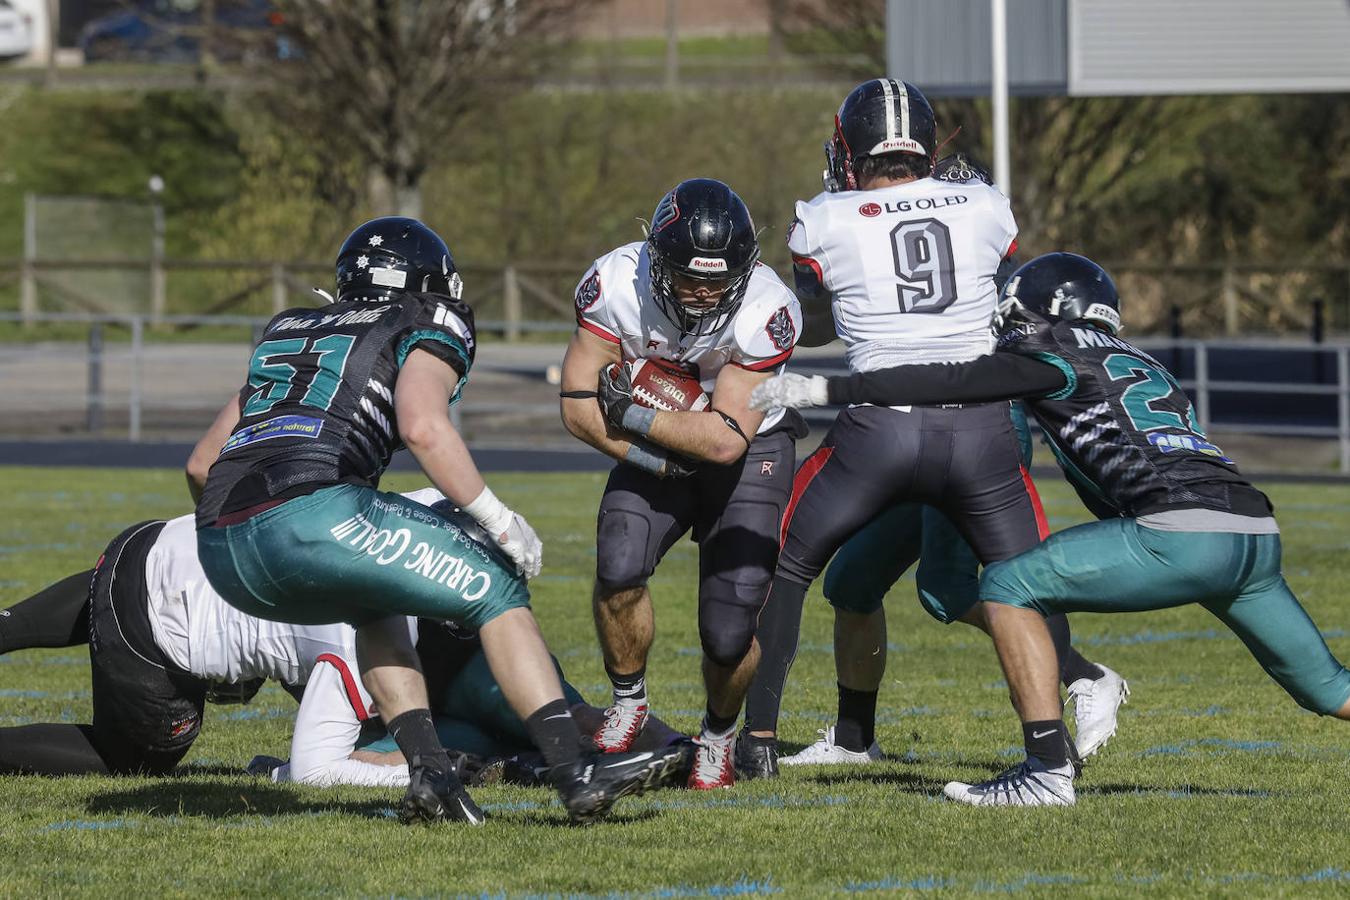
(599, 359, 710, 431)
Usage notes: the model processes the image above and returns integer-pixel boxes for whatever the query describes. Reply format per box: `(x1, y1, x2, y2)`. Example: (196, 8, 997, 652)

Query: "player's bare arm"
(396, 348, 541, 579)
(559, 327, 632, 461)
(186, 394, 242, 502)
(395, 349, 487, 503)
(641, 364, 768, 465)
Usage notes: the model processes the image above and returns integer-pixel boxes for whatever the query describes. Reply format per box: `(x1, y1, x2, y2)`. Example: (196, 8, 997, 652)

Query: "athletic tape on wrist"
(621, 404, 657, 436)
(462, 485, 512, 534)
(624, 442, 669, 476)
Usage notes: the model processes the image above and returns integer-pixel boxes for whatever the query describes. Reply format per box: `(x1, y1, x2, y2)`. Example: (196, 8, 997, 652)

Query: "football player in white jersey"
(742, 80, 1080, 779)
(559, 178, 804, 788)
(0, 503, 391, 775)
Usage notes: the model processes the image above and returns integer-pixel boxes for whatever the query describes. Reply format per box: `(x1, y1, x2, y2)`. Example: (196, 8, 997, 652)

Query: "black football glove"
(597, 362, 637, 432)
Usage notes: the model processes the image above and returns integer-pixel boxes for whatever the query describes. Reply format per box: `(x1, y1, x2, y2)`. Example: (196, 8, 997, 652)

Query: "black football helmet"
(335, 216, 463, 303)
(999, 253, 1122, 335)
(825, 79, 937, 192)
(646, 178, 760, 336)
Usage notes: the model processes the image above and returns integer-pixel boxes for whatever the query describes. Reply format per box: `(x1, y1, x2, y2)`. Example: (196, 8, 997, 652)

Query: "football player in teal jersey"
(752, 252, 1350, 806)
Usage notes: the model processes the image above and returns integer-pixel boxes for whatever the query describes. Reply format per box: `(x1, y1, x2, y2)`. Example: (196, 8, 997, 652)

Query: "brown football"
(611, 359, 710, 412)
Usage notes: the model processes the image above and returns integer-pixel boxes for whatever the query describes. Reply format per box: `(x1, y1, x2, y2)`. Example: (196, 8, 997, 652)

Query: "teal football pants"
(981, 519, 1350, 715)
(824, 402, 1033, 623)
(198, 484, 530, 630)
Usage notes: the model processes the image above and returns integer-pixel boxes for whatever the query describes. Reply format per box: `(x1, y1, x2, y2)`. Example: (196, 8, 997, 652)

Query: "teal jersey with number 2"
(997, 319, 1269, 520)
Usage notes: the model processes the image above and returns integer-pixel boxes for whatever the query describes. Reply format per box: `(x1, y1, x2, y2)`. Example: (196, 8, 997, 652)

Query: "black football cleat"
(733, 729, 779, 780)
(400, 757, 486, 826)
(551, 742, 693, 825)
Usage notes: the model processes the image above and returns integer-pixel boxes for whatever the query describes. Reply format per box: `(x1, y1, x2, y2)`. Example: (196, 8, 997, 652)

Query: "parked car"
(0, 0, 35, 61)
(79, 0, 290, 64)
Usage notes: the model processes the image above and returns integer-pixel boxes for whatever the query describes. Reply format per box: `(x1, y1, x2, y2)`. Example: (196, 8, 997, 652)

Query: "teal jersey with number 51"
(997, 319, 1270, 519)
(196, 292, 476, 527)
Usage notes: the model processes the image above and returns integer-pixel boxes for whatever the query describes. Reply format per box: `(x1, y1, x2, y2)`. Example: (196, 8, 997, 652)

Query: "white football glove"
(749, 373, 830, 412)
(462, 486, 544, 580)
(500, 511, 543, 580)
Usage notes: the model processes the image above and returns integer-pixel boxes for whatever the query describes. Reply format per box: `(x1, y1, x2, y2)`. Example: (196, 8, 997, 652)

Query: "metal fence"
(6, 253, 1350, 341)
(3, 311, 1350, 473)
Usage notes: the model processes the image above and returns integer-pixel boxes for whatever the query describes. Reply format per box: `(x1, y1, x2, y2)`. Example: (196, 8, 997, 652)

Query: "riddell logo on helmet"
(688, 257, 728, 272)
(872, 137, 926, 155)
(859, 202, 882, 217)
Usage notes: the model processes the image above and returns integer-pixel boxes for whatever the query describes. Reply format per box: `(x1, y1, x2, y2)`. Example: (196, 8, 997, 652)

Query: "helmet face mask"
(646, 179, 760, 337)
(334, 216, 464, 304)
(824, 79, 937, 193)
(999, 253, 1122, 335)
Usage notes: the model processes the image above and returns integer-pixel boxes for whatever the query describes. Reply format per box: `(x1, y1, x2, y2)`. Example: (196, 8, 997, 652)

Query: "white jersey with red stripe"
(574, 241, 802, 434)
(788, 177, 1017, 373)
(143, 488, 445, 687)
(270, 628, 418, 787)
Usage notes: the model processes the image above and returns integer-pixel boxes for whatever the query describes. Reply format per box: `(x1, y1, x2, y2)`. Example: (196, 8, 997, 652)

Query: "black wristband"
(559, 390, 599, 399)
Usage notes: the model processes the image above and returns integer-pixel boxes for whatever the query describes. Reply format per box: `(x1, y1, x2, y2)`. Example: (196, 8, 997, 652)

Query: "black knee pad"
(698, 582, 761, 668)
(595, 509, 656, 590)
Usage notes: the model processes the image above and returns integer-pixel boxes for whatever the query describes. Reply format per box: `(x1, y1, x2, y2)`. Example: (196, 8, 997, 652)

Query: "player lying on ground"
(757, 399, 1128, 773)
(559, 179, 804, 788)
(255, 616, 691, 788)
(0, 509, 365, 775)
(191, 217, 681, 824)
(751, 251, 1350, 806)
(0, 490, 692, 794)
(740, 80, 1096, 776)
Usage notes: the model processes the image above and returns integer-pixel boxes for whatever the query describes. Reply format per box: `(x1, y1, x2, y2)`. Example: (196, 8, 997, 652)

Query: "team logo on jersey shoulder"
(575, 270, 602, 313)
(765, 306, 796, 352)
(858, 202, 882, 217)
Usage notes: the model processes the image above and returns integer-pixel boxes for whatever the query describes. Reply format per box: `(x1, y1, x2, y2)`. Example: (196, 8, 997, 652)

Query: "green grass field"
(1, 467, 1349, 897)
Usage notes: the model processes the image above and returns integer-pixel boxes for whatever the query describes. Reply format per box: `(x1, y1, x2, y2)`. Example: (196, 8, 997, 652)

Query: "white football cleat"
(1067, 664, 1130, 758)
(593, 701, 649, 752)
(943, 756, 1076, 807)
(780, 726, 883, 766)
(688, 731, 736, 790)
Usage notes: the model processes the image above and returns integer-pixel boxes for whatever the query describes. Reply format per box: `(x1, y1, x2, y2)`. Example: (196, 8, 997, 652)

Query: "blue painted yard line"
(44, 819, 136, 832)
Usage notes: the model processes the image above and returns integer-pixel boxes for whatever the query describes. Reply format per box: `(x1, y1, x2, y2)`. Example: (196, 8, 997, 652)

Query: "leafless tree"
(248, 0, 599, 218)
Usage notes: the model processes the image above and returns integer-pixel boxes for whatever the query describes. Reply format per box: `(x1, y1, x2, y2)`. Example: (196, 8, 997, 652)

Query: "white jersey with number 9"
(788, 176, 1017, 373)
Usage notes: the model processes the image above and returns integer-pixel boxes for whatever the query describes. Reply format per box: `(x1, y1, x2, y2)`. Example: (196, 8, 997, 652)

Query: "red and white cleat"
(593, 702, 649, 752)
(687, 731, 736, 790)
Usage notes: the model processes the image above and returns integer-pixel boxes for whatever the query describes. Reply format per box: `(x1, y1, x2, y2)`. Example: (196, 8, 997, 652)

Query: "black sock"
(0, 724, 110, 775)
(1022, 719, 1070, 767)
(834, 684, 877, 752)
(387, 709, 453, 773)
(606, 664, 647, 705)
(0, 571, 94, 654)
(1060, 649, 1104, 687)
(525, 699, 583, 768)
(703, 705, 737, 738)
(743, 576, 810, 734)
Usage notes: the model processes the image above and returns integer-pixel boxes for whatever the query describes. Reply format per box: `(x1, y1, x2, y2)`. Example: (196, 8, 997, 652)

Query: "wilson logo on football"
(859, 202, 882, 218)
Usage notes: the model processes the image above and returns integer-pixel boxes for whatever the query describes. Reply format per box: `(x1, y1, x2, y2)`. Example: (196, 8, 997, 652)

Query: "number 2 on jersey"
(890, 218, 957, 314)
(1103, 353, 1203, 435)
(243, 334, 356, 417)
